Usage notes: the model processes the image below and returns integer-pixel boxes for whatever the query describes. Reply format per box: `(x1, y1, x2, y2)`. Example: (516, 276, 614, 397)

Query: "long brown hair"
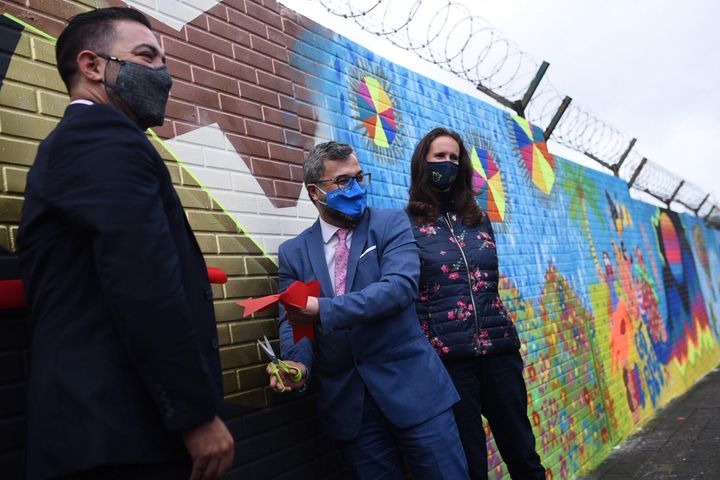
(407, 127, 483, 227)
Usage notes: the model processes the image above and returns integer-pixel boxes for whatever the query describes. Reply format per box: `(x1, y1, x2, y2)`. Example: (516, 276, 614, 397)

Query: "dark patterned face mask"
(427, 161, 459, 191)
(98, 54, 173, 130)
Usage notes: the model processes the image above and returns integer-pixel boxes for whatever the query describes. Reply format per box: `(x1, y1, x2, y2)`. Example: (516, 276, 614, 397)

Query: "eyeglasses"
(314, 172, 371, 190)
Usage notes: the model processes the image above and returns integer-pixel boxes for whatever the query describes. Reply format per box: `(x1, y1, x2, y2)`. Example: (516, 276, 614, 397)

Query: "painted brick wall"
(1, 1, 719, 479)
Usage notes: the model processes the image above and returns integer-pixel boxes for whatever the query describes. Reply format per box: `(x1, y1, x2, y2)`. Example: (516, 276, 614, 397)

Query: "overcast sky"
(280, 0, 720, 210)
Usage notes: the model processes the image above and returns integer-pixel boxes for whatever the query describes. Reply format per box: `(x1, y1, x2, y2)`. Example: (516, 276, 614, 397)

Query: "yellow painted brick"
(0, 196, 23, 222)
(214, 300, 244, 323)
(164, 161, 181, 184)
(151, 138, 175, 161)
(9, 226, 18, 251)
(211, 283, 224, 299)
(237, 364, 267, 391)
(217, 234, 262, 254)
(37, 91, 69, 117)
(0, 136, 39, 166)
(204, 256, 247, 276)
(6, 56, 66, 93)
(0, 226, 9, 251)
(186, 211, 239, 233)
(0, 109, 57, 140)
(245, 256, 277, 275)
(222, 371, 239, 394)
(180, 167, 201, 187)
(229, 319, 277, 344)
(225, 277, 274, 298)
(195, 233, 218, 254)
(4, 167, 27, 194)
(217, 324, 231, 346)
(225, 388, 265, 407)
(219, 344, 260, 369)
(0, 81, 38, 112)
(176, 186, 212, 209)
(13, 35, 31, 58)
(31, 37, 56, 65)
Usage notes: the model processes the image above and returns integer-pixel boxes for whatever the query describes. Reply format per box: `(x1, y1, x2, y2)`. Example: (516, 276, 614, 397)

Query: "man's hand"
(285, 296, 319, 325)
(267, 360, 307, 393)
(182, 416, 234, 480)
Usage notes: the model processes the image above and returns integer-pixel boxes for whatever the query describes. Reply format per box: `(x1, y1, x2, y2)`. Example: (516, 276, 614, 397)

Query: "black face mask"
(427, 161, 459, 191)
(99, 54, 173, 130)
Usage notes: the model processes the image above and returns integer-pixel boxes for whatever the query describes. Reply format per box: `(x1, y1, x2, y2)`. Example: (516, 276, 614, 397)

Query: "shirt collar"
(69, 99, 93, 106)
(318, 216, 342, 244)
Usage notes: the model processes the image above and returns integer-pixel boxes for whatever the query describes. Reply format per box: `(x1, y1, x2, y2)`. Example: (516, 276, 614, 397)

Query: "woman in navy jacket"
(406, 127, 545, 479)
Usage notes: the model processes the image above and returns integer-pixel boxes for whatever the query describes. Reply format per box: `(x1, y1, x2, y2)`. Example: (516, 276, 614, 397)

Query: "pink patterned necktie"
(334, 228, 350, 296)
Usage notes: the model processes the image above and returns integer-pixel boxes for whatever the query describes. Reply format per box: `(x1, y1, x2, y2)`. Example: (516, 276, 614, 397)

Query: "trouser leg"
(480, 351, 545, 480)
(444, 358, 488, 480)
(394, 407, 469, 480)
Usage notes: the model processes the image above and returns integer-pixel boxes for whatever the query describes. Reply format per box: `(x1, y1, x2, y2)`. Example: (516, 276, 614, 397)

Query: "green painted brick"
(245, 256, 277, 275)
(176, 186, 212, 209)
(30, 37, 56, 65)
(0, 82, 38, 112)
(196, 233, 218, 254)
(4, 167, 27, 193)
(214, 300, 244, 323)
(0, 226, 9, 251)
(186, 211, 239, 233)
(0, 196, 23, 222)
(0, 109, 57, 140)
(222, 371, 239, 394)
(0, 137, 39, 166)
(237, 364, 268, 391)
(229, 319, 277, 344)
(37, 90, 69, 117)
(219, 343, 260, 369)
(225, 277, 274, 298)
(6, 56, 66, 93)
(217, 234, 263, 254)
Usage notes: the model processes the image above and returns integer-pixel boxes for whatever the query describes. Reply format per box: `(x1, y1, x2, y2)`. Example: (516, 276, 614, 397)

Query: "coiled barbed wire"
(317, 0, 718, 224)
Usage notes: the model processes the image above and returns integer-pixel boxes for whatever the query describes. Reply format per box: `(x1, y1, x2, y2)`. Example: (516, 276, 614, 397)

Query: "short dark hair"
(303, 141, 355, 184)
(56, 7, 152, 91)
(407, 127, 483, 227)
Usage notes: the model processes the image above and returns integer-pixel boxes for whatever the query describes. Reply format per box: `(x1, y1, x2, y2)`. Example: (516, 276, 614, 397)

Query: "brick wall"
(1, 1, 720, 479)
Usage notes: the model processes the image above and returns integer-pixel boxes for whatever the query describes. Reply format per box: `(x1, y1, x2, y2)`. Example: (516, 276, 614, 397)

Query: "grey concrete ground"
(579, 367, 720, 480)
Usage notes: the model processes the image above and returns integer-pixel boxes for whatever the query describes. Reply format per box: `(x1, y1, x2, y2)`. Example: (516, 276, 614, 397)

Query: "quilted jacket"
(409, 208, 520, 359)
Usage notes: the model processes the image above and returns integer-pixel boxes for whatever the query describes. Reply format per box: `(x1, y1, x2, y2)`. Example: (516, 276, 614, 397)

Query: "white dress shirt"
(318, 216, 353, 292)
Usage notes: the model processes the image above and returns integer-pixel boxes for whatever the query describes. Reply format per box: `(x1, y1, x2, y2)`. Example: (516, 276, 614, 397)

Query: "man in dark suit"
(18, 8, 233, 480)
(268, 142, 469, 479)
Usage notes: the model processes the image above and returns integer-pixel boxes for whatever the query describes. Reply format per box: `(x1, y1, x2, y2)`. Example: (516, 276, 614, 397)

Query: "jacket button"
(205, 289, 213, 301)
(211, 337, 219, 349)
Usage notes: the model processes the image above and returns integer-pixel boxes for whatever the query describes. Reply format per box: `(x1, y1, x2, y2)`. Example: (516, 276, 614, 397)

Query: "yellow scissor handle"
(278, 360, 303, 383)
(269, 363, 286, 393)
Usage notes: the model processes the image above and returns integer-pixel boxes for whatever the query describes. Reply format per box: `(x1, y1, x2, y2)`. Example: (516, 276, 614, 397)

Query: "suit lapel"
(306, 221, 335, 298)
(345, 209, 370, 293)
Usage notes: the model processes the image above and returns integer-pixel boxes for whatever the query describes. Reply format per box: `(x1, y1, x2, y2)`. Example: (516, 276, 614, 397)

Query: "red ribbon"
(236, 280, 320, 343)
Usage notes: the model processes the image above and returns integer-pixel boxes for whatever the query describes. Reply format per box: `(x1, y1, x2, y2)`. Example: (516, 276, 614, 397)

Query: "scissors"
(257, 335, 303, 392)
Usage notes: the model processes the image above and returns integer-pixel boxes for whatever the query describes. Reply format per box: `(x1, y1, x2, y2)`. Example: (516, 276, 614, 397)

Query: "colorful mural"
(1, 1, 719, 479)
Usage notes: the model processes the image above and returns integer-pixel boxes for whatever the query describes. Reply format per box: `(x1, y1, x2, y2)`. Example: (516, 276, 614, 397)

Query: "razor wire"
(316, 0, 719, 226)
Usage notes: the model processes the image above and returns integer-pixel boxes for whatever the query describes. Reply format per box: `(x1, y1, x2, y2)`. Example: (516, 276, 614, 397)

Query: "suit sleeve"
(49, 133, 218, 432)
(317, 210, 420, 331)
(277, 244, 314, 378)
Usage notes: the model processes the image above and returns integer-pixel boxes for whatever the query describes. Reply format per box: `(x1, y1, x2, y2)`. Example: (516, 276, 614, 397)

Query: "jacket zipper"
(444, 213, 480, 353)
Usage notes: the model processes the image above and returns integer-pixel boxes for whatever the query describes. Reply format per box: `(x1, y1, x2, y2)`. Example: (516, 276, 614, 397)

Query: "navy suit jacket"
(18, 104, 223, 479)
(278, 208, 459, 441)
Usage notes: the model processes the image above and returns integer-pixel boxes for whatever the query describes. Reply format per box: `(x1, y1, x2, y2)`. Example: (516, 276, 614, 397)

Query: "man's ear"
(76, 50, 105, 83)
(306, 184, 320, 203)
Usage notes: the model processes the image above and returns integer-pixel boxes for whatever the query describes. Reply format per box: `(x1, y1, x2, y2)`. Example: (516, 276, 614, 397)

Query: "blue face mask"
(317, 178, 367, 218)
(428, 161, 458, 191)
